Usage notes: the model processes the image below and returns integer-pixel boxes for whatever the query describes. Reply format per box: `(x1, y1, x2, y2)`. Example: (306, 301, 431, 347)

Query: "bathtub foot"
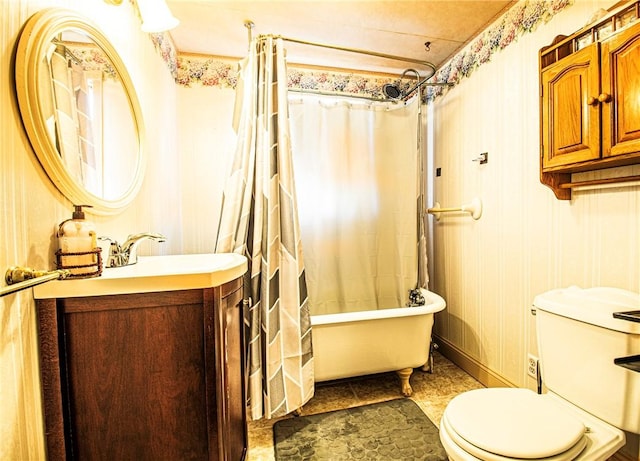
(396, 367, 413, 397)
(421, 340, 438, 373)
(421, 352, 434, 373)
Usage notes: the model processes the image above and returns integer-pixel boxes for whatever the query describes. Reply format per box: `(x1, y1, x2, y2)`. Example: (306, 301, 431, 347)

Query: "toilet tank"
(533, 286, 640, 434)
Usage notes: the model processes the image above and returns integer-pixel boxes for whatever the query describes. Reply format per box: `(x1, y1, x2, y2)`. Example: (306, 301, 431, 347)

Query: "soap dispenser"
(57, 205, 99, 276)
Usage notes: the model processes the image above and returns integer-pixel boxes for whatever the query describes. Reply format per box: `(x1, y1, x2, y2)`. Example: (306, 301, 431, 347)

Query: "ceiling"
(166, 0, 516, 77)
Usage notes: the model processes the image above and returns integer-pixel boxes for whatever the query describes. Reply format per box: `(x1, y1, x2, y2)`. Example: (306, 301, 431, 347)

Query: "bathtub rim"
(310, 288, 445, 326)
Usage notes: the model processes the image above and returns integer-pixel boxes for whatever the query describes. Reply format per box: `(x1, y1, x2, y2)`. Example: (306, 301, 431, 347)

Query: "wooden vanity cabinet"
(36, 277, 247, 461)
(539, 2, 640, 199)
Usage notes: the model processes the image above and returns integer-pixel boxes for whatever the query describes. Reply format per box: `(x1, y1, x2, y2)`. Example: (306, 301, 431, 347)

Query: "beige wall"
(429, 0, 639, 454)
(176, 85, 237, 254)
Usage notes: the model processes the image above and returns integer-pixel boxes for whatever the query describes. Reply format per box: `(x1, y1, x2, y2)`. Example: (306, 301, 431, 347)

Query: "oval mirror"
(15, 8, 145, 214)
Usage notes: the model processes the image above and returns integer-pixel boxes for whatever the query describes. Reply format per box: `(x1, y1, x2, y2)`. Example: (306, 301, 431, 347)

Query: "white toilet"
(439, 286, 640, 460)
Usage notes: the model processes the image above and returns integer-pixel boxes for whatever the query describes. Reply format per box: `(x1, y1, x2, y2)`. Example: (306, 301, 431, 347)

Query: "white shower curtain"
(289, 95, 422, 316)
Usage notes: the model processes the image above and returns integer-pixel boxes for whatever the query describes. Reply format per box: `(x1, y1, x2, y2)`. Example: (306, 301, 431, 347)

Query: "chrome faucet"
(100, 233, 166, 267)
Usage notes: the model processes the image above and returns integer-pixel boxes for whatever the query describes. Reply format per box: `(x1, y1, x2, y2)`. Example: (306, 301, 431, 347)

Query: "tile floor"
(246, 351, 484, 461)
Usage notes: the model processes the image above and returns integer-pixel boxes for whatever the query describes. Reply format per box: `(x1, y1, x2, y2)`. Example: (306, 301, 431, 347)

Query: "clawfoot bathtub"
(310, 289, 446, 396)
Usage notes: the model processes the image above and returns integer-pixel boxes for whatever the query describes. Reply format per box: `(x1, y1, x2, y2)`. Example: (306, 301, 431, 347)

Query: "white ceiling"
(166, 0, 516, 76)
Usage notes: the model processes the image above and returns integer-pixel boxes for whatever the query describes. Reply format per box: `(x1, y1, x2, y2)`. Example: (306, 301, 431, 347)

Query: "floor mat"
(273, 398, 447, 460)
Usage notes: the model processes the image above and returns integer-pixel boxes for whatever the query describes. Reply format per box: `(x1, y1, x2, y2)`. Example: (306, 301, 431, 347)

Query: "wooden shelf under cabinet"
(36, 277, 247, 461)
(539, 0, 640, 199)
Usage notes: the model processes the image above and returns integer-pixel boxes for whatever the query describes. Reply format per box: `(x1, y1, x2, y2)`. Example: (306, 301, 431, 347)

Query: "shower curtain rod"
(244, 22, 438, 77)
(274, 35, 437, 77)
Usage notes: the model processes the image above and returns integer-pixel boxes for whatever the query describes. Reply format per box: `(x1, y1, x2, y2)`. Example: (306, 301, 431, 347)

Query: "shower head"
(383, 67, 453, 101)
(382, 83, 403, 100)
(383, 68, 425, 100)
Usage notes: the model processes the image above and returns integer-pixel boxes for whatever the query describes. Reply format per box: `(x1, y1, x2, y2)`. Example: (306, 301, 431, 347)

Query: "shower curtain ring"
(244, 20, 255, 48)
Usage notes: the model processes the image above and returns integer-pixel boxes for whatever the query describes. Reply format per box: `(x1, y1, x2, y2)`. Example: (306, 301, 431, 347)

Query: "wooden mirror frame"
(15, 8, 146, 215)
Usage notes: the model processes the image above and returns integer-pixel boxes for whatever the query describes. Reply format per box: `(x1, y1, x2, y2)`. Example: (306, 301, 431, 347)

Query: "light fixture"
(136, 0, 179, 33)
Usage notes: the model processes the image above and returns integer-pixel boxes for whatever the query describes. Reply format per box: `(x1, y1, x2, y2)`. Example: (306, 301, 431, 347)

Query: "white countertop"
(33, 253, 248, 299)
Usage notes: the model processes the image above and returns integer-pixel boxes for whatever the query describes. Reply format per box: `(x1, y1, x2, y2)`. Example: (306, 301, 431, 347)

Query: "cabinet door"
(214, 278, 247, 461)
(601, 21, 640, 158)
(541, 43, 601, 169)
(60, 290, 210, 461)
(223, 283, 246, 461)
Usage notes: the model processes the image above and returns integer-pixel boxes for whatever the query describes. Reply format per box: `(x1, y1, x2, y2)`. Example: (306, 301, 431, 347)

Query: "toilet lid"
(445, 388, 587, 459)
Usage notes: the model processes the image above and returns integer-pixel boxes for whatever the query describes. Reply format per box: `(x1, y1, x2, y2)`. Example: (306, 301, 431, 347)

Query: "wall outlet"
(527, 354, 539, 380)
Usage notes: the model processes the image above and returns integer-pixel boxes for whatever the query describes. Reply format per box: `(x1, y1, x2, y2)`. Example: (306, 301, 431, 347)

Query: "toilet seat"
(440, 413, 588, 461)
(440, 388, 624, 461)
(441, 406, 587, 461)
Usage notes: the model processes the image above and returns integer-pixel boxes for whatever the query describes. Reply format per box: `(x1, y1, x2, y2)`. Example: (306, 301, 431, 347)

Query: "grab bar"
(427, 198, 482, 221)
(1, 267, 70, 298)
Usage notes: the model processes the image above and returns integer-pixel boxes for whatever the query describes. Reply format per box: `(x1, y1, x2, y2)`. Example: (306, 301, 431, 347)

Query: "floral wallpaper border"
(172, 55, 415, 100)
(148, 0, 573, 101)
(425, 0, 573, 100)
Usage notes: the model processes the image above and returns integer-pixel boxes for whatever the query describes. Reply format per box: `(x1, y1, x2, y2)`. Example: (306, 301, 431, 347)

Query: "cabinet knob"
(587, 96, 598, 105)
(598, 93, 611, 103)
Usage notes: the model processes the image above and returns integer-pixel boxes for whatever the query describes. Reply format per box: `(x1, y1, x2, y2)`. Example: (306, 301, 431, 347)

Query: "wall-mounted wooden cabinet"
(35, 277, 246, 461)
(539, 1, 640, 199)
